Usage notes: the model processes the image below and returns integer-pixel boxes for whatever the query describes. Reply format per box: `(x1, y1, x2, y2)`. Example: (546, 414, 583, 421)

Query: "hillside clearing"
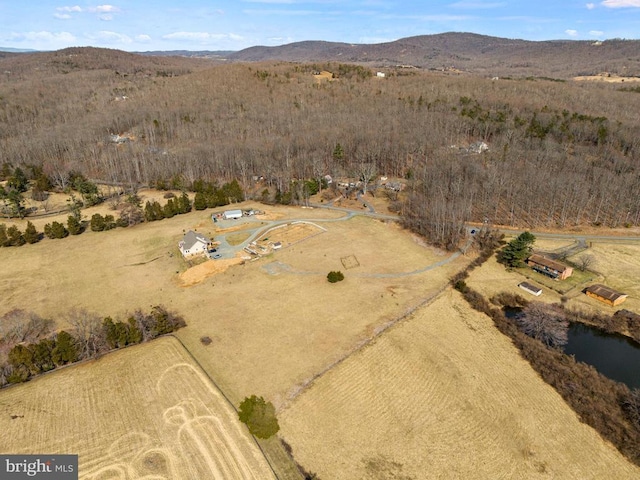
(0, 204, 465, 408)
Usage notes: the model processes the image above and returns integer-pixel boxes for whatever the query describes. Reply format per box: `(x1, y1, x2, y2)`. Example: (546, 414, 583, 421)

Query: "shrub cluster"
(327, 271, 345, 283)
(0, 305, 186, 387)
(238, 395, 280, 439)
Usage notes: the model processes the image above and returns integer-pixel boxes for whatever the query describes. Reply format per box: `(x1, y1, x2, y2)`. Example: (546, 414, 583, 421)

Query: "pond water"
(564, 323, 640, 389)
(504, 307, 640, 389)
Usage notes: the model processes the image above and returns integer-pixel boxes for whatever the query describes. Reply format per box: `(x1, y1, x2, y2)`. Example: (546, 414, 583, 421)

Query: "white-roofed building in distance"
(222, 209, 243, 220)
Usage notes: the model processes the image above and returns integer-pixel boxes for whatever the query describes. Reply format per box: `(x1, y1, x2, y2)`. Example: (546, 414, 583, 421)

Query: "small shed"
(526, 254, 573, 280)
(585, 284, 628, 307)
(223, 209, 243, 220)
(518, 281, 542, 296)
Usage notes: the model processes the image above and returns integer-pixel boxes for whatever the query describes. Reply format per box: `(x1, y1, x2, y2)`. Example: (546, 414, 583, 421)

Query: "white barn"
(223, 209, 243, 220)
(518, 281, 543, 296)
(179, 231, 212, 258)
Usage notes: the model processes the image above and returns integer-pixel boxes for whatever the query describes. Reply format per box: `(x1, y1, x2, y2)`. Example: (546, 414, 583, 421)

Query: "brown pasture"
(2, 201, 639, 478)
(568, 243, 640, 313)
(279, 290, 640, 479)
(0, 337, 276, 479)
(0, 203, 465, 409)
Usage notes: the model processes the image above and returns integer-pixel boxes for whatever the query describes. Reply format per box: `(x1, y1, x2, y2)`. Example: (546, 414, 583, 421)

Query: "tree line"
(0, 306, 186, 387)
(1, 58, 639, 250)
(0, 178, 245, 247)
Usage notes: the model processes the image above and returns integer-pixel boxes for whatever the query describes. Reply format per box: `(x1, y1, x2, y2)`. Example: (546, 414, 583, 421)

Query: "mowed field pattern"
(279, 290, 640, 480)
(0, 337, 276, 480)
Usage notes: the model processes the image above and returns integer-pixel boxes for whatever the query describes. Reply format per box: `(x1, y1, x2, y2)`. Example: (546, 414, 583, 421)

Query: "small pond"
(564, 323, 640, 389)
(504, 307, 640, 389)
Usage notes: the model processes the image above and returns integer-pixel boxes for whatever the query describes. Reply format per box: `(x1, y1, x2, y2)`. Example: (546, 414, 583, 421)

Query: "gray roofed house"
(179, 230, 212, 258)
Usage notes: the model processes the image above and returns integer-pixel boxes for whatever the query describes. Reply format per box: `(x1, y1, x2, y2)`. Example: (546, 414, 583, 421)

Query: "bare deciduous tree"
(577, 254, 596, 272)
(66, 308, 107, 360)
(623, 389, 640, 429)
(516, 302, 569, 348)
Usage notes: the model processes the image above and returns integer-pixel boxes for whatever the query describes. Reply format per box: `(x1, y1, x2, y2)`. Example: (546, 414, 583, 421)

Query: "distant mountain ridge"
(3, 32, 640, 78)
(0, 47, 38, 53)
(225, 32, 640, 78)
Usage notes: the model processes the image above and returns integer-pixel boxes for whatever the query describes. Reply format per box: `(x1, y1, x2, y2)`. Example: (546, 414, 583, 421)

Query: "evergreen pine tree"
(498, 231, 536, 267)
(90, 213, 106, 232)
(193, 192, 208, 210)
(67, 215, 83, 235)
(23, 221, 40, 244)
(7, 225, 25, 246)
(52, 331, 78, 365)
(0, 224, 9, 247)
(46, 221, 68, 239)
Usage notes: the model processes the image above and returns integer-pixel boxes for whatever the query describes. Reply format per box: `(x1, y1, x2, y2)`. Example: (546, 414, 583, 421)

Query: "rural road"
(309, 201, 640, 244)
(210, 203, 640, 269)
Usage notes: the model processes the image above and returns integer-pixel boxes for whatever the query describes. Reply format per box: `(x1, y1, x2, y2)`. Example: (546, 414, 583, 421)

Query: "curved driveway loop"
(210, 205, 640, 278)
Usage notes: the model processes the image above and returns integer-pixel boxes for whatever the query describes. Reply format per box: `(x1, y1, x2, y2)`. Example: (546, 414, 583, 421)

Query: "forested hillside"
(1, 49, 639, 248)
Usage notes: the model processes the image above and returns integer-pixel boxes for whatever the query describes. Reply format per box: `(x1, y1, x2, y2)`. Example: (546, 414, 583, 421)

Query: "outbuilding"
(584, 284, 628, 307)
(518, 281, 543, 296)
(222, 209, 243, 220)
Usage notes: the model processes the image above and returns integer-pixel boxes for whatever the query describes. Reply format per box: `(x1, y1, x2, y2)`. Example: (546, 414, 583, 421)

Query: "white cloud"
(601, 0, 640, 7)
(94, 5, 119, 13)
(243, 0, 296, 3)
(267, 36, 294, 44)
(57, 6, 82, 12)
(99, 14, 113, 21)
(136, 34, 152, 42)
(565, 29, 579, 36)
(162, 32, 242, 42)
(586, 2, 595, 8)
(449, 1, 506, 8)
(359, 37, 396, 44)
(54, 13, 72, 19)
(5, 31, 77, 46)
(589, 30, 604, 36)
(244, 9, 327, 16)
(91, 30, 132, 44)
(161, 31, 246, 47)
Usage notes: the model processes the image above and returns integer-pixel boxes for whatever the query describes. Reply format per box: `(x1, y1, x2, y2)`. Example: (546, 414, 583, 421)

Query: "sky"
(1, 1, 640, 52)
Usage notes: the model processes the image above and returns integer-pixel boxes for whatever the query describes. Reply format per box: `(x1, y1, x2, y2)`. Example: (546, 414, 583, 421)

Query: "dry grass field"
(279, 290, 640, 480)
(0, 202, 465, 409)
(3, 199, 639, 478)
(568, 243, 640, 313)
(0, 337, 276, 480)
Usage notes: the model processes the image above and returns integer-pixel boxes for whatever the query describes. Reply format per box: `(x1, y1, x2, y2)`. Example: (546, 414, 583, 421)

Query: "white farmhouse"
(179, 231, 212, 258)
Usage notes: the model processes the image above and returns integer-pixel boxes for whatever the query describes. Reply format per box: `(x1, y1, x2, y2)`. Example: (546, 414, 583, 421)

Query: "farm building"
(584, 284, 628, 307)
(223, 209, 243, 220)
(518, 282, 543, 296)
(179, 231, 212, 258)
(526, 254, 573, 280)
